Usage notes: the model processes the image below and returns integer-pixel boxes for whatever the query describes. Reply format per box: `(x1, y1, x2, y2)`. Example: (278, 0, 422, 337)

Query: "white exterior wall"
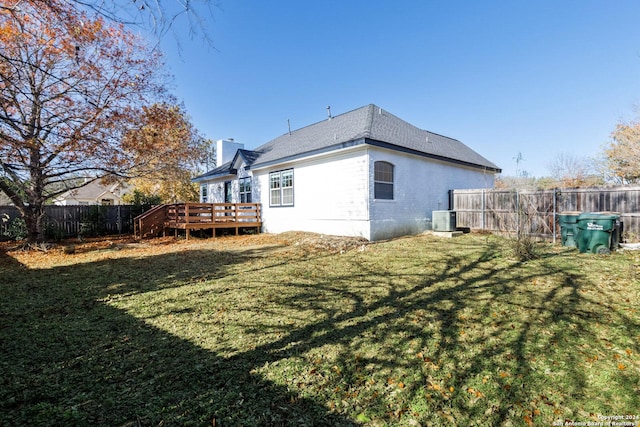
(254, 147, 372, 239)
(197, 146, 496, 241)
(201, 180, 226, 203)
(368, 147, 495, 240)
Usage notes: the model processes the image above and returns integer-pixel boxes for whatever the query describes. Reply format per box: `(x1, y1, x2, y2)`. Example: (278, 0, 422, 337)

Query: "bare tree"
(547, 153, 598, 188)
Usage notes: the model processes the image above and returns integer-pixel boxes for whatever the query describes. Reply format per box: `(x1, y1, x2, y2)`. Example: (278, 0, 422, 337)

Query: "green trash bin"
(576, 212, 620, 254)
(600, 212, 623, 250)
(558, 211, 581, 248)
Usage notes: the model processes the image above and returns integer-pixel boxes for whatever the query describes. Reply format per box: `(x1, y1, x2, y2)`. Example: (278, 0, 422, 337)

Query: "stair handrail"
(133, 204, 168, 239)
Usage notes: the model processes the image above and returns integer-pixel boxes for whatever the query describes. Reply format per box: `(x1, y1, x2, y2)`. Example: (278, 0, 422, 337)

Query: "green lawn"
(1, 233, 638, 426)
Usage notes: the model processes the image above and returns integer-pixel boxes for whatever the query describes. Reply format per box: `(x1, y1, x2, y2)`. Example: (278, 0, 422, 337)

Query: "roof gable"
(232, 149, 261, 170)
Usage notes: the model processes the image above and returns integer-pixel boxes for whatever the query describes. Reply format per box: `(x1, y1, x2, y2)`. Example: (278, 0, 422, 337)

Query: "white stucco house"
(193, 104, 501, 241)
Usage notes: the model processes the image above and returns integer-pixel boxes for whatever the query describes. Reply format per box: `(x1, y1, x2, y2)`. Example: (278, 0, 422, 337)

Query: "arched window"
(374, 161, 394, 200)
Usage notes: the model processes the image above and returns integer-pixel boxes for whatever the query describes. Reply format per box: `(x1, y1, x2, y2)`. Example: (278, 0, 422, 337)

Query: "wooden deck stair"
(134, 203, 262, 239)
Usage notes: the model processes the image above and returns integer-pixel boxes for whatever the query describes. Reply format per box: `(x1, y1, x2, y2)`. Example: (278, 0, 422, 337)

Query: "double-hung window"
(269, 169, 294, 206)
(374, 161, 394, 200)
(239, 177, 252, 203)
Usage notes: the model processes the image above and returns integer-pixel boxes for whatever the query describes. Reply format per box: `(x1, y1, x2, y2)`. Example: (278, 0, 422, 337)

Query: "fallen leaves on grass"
(2, 232, 639, 426)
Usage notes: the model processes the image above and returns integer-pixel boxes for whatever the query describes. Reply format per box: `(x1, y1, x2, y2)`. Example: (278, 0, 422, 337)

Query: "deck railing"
(166, 202, 261, 225)
(134, 203, 262, 239)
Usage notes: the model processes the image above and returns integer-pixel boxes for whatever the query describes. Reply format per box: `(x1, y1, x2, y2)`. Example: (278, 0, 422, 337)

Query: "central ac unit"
(432, 210, 457, 232)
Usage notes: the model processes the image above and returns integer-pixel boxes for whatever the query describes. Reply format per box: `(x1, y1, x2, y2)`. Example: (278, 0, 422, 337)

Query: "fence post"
(552, 188, 557, 244)
(117, 205, 122, 234)
(516, 191, 520, 235)
(481, 189, 485, 231)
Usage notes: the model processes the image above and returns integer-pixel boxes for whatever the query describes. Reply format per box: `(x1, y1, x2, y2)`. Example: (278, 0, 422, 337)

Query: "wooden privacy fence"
(452, 187, 640, 240)
(0, 205, 150, 238)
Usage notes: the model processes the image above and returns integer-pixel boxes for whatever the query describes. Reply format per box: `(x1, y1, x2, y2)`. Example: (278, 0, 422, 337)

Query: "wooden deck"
(134, 203, 262, 239)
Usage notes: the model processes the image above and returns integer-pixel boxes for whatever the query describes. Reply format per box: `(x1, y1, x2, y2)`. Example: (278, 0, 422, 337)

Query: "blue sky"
(159, 1, 640, 178)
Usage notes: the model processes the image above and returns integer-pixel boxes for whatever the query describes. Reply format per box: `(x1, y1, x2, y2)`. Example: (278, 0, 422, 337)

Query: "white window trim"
(269, 169, 294, 207)
(374, 161, 394, 200)
(239, 177, 252, 203)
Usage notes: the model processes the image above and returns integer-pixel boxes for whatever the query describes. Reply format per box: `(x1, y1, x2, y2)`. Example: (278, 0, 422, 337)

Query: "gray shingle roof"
(194, 104, 500, 181)
(252, 104, 500, 171)
(193, 161, 235, 180)
(235, 149, 261, 166)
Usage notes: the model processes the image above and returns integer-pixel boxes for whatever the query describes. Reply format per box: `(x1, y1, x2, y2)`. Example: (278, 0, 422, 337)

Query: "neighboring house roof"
(0, 190, 13, 205)
(54, 180, 130, 204)
(194, 104, 500, 181)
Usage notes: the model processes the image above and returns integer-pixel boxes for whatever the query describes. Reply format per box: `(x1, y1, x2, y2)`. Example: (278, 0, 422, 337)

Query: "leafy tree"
(123, 189, 163, 207)
(124, 103, 208, 203)
(604, 120, 640, 184)
(0, 1, 173, 242)
(197, 138, 217, 175)
(1, 0, 217, 47)
(122, 188, 163, 220)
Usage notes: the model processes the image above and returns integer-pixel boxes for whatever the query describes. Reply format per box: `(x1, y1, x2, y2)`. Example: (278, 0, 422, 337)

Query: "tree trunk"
(22, 205, 46, 243)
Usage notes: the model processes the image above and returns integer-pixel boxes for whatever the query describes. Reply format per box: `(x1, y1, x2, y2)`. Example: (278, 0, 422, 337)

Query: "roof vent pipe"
(326, 105, 332, 120)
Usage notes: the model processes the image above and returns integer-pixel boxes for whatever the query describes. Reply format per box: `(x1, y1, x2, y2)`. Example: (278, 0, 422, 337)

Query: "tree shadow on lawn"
(0, 245, 28, 273)
(1, 237, 638, 426)
(0, 246, 358, 426)
(234, 239, 639, 424)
